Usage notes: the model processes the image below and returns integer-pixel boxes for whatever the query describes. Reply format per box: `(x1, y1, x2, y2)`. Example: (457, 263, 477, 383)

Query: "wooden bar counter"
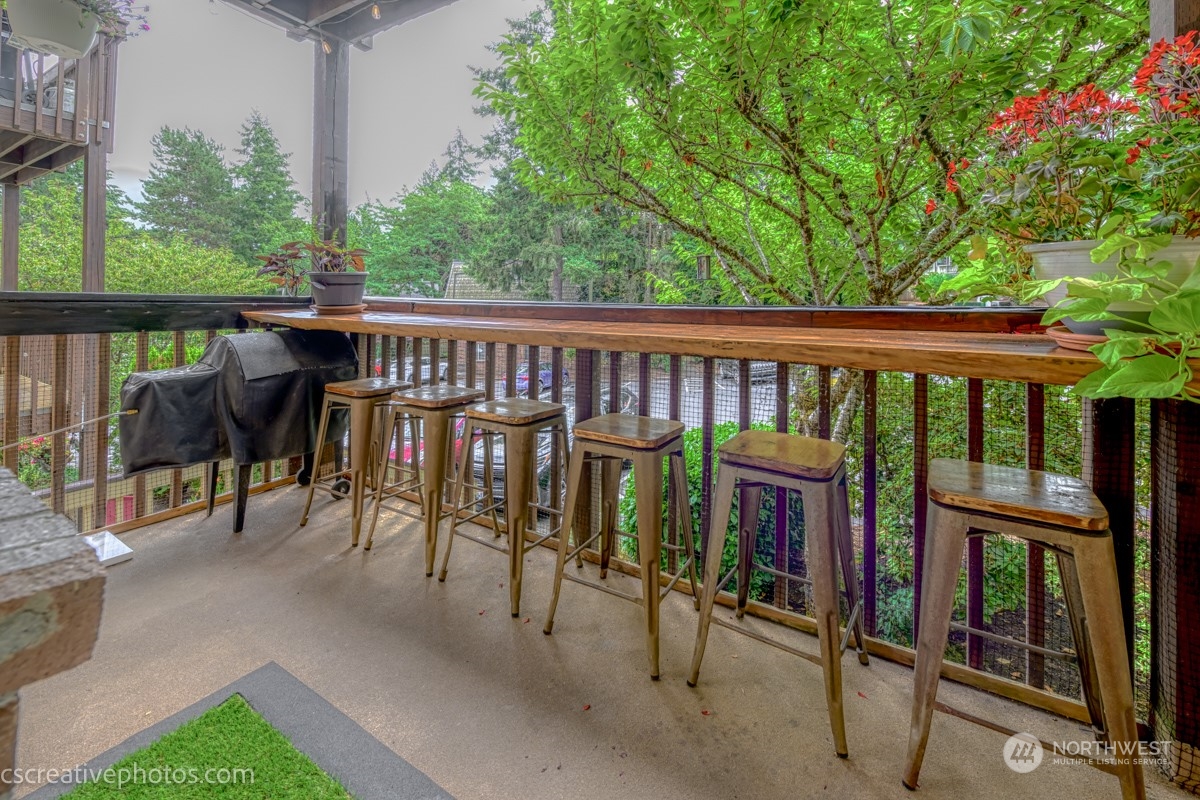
(242, 308, 1101, 387)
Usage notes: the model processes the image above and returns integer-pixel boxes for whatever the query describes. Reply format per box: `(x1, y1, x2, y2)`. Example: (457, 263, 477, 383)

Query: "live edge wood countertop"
(241, 309, 1101, 387)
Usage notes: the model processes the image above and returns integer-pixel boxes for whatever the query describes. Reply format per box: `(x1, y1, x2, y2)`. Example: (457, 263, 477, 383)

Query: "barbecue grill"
(119, 329, 358, 531)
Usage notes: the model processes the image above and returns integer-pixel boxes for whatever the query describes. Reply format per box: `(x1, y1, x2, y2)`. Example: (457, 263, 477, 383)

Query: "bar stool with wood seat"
(689, 430, 868, 758)
(543, 414, 699, 680)
(300, 376, 411, 547)
(364, 384, 486, 569)
(438, 397, 570, 617)
(903, 458, 1143, 799)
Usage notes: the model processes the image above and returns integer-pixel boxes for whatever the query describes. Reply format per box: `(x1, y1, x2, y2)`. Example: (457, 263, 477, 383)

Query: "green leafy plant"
(76, 0, 150, 36)
(255, 240, 368, 296)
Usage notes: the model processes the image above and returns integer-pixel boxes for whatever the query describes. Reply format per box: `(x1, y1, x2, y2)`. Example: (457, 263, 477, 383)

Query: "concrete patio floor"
(14, 485, 1187, 800)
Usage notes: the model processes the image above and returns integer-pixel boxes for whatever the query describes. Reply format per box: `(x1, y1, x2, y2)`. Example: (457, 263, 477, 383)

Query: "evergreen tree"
(231, 111, 304, 262)
(437, 129, 479, 184)
(135, 126, 235, 250)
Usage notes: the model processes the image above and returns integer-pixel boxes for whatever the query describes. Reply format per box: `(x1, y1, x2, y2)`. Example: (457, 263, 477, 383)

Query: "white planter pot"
(1026, 237, 1200, 334)
(4, 0, 98, 59)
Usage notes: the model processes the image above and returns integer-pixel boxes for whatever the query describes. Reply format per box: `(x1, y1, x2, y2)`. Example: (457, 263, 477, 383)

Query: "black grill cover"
(119, 329, 358, 477)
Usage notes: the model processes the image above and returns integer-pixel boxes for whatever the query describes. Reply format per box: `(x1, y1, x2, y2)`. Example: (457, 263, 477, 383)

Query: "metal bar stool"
(689, 430, 868, 758)
(543, 414, 699, 680)
(438, 397, 570, 617)
(903, 459, 1143, 799)
(299, 376, 411, 547)
(364, 385, 485, 568)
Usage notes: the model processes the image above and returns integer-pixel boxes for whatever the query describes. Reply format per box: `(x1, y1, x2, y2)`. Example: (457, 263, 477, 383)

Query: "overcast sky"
(109, 0, 536, 204)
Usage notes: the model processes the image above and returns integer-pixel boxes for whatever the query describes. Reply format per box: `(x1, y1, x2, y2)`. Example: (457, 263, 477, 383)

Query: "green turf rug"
(28, 662, 453, 800)
(60, 694, 350, 799)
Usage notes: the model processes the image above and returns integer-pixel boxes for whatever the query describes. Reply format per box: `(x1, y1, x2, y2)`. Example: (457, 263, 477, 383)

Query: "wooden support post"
(1150, 0, 1200, 43)
(313, 39, 349, 245)
(82, 142, 106, 293)
(1150, 398, 1200, 785)
(2, 184, 18, 291)
(1081, 397, 1136, 672)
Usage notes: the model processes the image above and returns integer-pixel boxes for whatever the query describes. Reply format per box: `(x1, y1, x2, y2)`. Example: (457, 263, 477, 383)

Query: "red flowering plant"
(951, 32, 1200, 401)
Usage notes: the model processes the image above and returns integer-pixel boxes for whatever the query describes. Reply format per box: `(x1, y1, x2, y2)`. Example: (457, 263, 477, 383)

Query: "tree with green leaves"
(230, 111, 305, 262)
(481, 0, 1146, 307)
(135, 126, 236, 250)
(349, 164, 488, 297)
(13, 163, 263, 295)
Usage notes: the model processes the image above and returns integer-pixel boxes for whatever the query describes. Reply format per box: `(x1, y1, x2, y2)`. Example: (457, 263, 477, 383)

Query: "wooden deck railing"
(0, 293, 1156, 729)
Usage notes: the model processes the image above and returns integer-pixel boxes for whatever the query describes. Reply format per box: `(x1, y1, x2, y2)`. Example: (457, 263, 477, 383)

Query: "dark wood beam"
(306, 0, 364, 25)
(325, 0, 454, 43)
(1, 186, 17, 291)
(312, 39, 349, 244)
(1151, 0, 1200, 40)
(0, 133, 34, 161)
(0, 294, 311, 336)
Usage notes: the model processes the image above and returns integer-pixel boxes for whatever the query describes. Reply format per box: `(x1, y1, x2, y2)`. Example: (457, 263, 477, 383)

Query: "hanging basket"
(4, 0, 99, 59)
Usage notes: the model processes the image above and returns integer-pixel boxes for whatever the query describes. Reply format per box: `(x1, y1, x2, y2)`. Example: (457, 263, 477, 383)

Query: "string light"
(321, 39, 332, 54)
(371, 4, 381, 19)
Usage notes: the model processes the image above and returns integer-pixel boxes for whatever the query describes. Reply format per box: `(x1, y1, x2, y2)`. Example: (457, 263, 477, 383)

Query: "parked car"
(505, 362, 571, 396)
(717, 359, 778, 384)
(374, 356, 450, 384)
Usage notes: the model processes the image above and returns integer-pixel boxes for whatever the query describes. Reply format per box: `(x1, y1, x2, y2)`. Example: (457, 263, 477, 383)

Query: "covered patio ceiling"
(219, 0, 460, 49)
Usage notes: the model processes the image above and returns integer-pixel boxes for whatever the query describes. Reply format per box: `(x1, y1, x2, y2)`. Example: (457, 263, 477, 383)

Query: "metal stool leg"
(347, 396, 375, 547)
(300, 394, 334, 527)
(544, 444, 589, 635)
(599, 453, 622, 579)
(633, 448, 665, 679)
(688, 462, 738, 687)
(669, 449, 700, 609)
(735, 482, 763, 619)
(836, 470, 869, 665)
(903, 500, 968, 788)
(438, 421, 478, 582)
(1057, 552, 1107, 736)
(419, 408, 452, 575)
(1072, 534, 1146, 800)
(504, 425, 536, 617)
(801, 477, 849, 758)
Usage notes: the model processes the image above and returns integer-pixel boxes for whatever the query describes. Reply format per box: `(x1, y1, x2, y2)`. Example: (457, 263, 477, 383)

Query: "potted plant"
(941, 32, 1200, 402)
(979, 32, 1200, 335)
(4, 0, 149, 58)
(256, 240, 370, 311)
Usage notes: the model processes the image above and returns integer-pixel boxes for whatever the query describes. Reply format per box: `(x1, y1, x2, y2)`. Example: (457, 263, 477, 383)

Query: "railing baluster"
(528, 345, 539, 396)
(484, 343, 496, 400)
(638, 352, 650, 417)
(738, 360, 750, 431)
(667, 355, 682, 574)
(967, 377, 985, 670)
(773, 362, 789, 610)
(505, 344, 518, 398)
(465, 341, 477, 390)
(411, 337, 424, 387)
(170, 331, 186, 508)
(430, 337, 441, 386)
(447, 339, 459, 385)
(818, 365, 831, 440)
(1025, 383, 1046, 687)
(89, 333, 112, 528)
(863, 370, 878, 636)
(608, 350, 621, 412)
(574, 349, 597, 553)
(3, 335, 19, 473)
(700, 357, 715, 569)
(50, 335, 67, 516)
(133, 332, 149, 520)
(912, 372, 929, 643)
